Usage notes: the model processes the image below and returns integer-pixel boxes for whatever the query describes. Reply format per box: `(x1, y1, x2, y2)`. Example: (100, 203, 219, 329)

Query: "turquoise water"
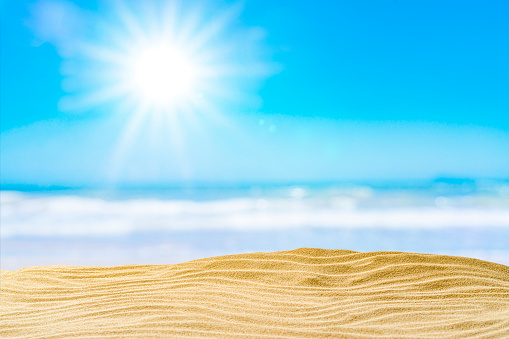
(2, 180, 508, 269)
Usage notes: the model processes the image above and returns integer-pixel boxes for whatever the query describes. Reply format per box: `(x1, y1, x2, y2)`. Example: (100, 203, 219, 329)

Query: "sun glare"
(55, 0, 273, 181)
(59, 1, 273, 116)
(128, 45, 197, 107)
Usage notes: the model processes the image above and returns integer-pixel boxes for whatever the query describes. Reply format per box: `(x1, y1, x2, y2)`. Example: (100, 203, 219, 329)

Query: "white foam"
(2, 191, 509, 237)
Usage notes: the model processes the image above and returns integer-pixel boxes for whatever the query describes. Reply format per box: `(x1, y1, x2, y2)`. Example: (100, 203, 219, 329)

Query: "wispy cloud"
(26, 0, 91, 56)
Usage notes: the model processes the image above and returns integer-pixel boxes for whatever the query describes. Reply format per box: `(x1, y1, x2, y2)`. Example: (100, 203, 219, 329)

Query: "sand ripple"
(2, 248, 509, 338)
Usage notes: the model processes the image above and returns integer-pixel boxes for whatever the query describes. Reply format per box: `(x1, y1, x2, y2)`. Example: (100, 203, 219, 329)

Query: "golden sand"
(1, 248, 509, 338)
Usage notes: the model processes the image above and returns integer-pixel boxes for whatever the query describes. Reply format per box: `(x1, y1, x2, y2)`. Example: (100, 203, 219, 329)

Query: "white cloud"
(26, 0, 91, 56)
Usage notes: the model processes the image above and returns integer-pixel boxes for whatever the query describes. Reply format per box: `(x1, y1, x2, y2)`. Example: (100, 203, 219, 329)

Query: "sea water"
(2, 180, 509, 269)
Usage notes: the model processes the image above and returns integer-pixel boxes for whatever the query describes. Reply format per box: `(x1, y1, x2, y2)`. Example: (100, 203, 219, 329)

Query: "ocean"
(2, 180, 509, 269)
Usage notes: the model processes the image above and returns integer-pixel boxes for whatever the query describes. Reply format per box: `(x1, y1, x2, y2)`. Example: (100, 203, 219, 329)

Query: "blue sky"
(1, 0, 509, 186)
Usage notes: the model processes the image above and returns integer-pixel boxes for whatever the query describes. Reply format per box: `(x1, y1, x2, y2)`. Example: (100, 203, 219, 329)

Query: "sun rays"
(56, 0, 273, 182)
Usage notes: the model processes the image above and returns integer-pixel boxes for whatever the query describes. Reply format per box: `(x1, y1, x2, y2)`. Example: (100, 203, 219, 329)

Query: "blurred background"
(1, 0, 508, 269)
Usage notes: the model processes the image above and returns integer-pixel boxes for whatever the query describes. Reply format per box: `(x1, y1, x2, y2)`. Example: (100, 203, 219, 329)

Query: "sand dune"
(1, 248, 509, 338)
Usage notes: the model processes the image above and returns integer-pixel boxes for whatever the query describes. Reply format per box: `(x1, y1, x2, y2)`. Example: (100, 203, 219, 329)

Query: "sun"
(127, 44, 198, 108)
(58, 1, 274, 116)
(55, 0, 274, 181)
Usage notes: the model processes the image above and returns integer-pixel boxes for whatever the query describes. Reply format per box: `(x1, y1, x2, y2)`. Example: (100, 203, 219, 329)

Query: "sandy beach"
(1, 248, 508, 338)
